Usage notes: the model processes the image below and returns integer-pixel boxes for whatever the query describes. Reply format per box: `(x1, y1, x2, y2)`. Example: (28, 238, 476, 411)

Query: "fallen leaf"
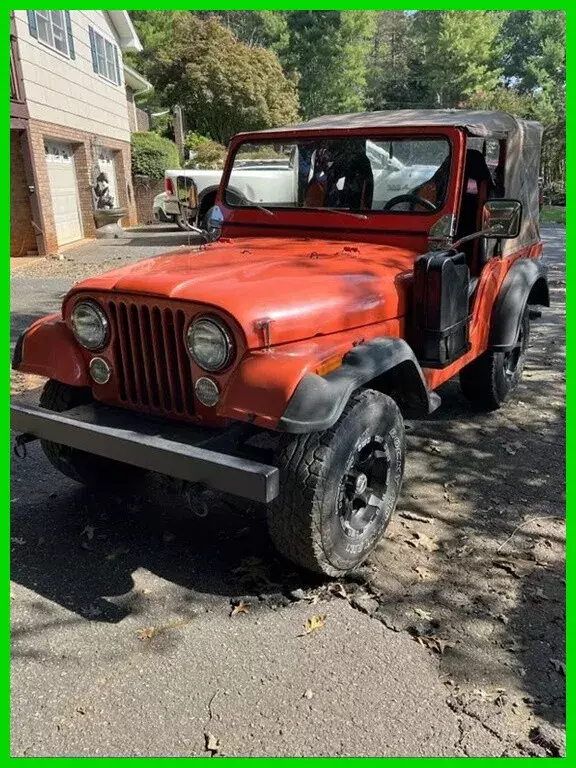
(10, 537, 25, 546)
(136, 627, 156, 640)
(417, 636, 454, 655)
(503, 440, 524, 456)
(105, 546, 130, 561)
(205, 732, 220, 754)
(230, 600, 250, 616)
(550, 659, 566, 676)
(409, 531, 439, 552)
(493, 559, 533, 578)
(81, 525, 95, 540)
(162, 531, 176, 544)
(399, 511, 432, 523)
(302, 689, 314, 699)
(414, 607, 434, 621)
(300, 615, 326, 636)
(414, 566, 433, 581)
(328, 583, 348, 599)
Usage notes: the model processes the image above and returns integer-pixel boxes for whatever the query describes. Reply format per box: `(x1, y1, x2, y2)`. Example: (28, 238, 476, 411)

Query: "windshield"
(224, 136, 451, 213)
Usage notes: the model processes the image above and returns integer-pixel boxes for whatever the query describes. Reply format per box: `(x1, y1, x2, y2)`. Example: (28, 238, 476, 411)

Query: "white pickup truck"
(163, 141, 437, 230)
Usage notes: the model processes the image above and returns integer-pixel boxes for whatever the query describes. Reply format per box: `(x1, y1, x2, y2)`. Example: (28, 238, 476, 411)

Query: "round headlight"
(186, 317, 233, 372)
(71, 301, 109, 350)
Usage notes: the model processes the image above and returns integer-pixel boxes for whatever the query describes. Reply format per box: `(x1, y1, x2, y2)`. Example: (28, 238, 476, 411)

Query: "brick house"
(10, 10, 151, 257)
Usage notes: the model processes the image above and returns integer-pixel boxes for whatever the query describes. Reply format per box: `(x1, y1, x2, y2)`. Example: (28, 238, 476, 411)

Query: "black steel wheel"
(460, 306, 530, 410)
(267, 389, 405, 576)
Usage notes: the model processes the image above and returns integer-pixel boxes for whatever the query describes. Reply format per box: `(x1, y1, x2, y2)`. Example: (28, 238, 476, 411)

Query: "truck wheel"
(39, 380, 142, 488)
(460, 307, 530, 410)
(267, 390, 405, 576)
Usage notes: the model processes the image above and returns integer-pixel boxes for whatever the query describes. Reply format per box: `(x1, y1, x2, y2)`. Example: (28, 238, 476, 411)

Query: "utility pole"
(173, 105, 186, 162)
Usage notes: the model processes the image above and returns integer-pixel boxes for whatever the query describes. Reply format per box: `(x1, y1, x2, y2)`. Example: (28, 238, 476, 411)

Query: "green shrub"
(131, 131, 180, 179)
(184, 135, 227, 170)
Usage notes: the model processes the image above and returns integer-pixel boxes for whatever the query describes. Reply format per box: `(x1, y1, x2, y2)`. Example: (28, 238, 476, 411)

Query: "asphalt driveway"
(10, 227, 565, 757)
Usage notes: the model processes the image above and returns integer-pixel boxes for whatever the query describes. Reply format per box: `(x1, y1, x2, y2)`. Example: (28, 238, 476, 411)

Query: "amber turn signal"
(315, 355, 343, 377)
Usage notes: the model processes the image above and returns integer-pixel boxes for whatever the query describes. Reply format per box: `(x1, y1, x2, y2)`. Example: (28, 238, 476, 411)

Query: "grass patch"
(540, 205, 566, 225)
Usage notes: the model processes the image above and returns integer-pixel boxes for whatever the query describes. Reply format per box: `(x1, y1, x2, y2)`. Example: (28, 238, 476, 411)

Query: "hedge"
(131, 131, 180, 180)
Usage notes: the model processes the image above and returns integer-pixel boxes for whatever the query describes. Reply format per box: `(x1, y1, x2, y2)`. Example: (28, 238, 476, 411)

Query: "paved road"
(10, 228, 565, 757)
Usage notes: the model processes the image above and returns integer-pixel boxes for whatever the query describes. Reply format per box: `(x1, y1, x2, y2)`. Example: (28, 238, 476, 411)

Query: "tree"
(285, 11, 376, 118)
(132, 13, 299, 144)
(366, 12, 422, 109)
(193, 11, 289, 56)
(412, 11, 505, 107)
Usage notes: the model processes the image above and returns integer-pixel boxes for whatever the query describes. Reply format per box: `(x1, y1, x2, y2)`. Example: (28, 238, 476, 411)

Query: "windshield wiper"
(246, 202, 275, 217)
(319, 208, 369, 221)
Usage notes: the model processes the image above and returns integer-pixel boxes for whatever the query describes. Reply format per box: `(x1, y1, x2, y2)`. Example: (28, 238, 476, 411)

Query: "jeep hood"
(73, 237, 417, 348)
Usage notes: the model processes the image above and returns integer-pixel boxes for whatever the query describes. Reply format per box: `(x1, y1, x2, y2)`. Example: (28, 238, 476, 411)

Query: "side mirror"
(481, 199, 522, 239)
(204, 204, 224, 242)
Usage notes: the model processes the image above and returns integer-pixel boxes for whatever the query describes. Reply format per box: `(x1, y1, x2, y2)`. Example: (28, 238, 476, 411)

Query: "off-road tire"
(460, 307, 530, 411)
(40, 379, 142, 488)
(267, 389, 405, 576)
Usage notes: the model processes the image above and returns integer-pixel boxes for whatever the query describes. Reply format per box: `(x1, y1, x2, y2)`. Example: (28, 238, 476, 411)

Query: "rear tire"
(460, 307, 530, 410)
(267, 390, 405, 576)
(40, 380, 142, 488)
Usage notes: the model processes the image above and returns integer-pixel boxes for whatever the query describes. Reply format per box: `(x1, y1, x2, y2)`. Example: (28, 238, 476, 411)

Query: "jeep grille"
(107, 299, 195, 417)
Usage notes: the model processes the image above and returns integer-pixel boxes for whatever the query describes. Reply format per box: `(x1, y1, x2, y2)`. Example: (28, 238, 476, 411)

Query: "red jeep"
(12, 110, 549, 576)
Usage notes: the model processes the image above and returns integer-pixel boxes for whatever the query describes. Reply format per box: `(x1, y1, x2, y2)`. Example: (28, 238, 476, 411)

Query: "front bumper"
(11, 400, 279, 504)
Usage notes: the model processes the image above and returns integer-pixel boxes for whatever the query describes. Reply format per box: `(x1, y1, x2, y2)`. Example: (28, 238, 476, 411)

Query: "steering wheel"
(383, 194, 437, 212)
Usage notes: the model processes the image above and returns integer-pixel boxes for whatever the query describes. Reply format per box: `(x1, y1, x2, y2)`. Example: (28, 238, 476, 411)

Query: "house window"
(35, 10, 69, 56)
(89, 27, 121, 85)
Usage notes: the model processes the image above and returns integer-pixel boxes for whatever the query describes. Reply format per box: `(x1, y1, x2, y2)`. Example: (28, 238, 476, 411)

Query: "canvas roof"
(259, 109, 533, 139)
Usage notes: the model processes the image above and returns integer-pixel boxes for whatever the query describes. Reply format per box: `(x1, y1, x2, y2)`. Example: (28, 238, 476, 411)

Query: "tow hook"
(183, 482, 210, 518)
(13, 432, 38, 459)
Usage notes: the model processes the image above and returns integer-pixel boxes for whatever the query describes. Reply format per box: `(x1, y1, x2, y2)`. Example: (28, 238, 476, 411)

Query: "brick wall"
(134, 176, 165, 224)
(10, 130, 38, 257)
(27, 118, 137, 254)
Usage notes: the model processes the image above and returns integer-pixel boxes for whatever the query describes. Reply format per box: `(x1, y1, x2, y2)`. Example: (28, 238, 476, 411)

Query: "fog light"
(195, 377, 219, 407)
(90, 357, 111, 384)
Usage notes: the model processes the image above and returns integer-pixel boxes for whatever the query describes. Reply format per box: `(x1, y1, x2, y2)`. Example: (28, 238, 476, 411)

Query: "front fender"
(489, 259, 550, 351)
(12, 314, 89, 386)
(278, 337, 439, 433)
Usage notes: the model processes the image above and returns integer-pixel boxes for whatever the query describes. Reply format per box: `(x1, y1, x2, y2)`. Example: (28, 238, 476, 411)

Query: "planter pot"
(94, 208, 128, 239)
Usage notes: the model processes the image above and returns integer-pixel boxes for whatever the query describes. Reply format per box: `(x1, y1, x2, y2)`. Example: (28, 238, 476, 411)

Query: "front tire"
(39, 380, 142, 488)
(267, 390, 405, 576)
(460, 307, 530, 410)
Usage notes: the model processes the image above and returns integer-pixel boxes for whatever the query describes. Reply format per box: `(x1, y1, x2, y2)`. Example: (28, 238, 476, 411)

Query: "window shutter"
(27, 10, 38, 38)
(64, 11, 75, 59)
(88, 26, 98, 72)
(113, 45, 121, 85)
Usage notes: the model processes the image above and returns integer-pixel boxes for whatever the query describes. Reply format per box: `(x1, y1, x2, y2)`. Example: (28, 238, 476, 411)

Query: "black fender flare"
(489, 259, 550, 351)
(278, 337, 440, 434)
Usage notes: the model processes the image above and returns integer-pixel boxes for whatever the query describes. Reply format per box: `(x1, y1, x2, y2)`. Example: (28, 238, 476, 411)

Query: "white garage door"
(45, 140, 83, 246)
(97, 148, 118, 208)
